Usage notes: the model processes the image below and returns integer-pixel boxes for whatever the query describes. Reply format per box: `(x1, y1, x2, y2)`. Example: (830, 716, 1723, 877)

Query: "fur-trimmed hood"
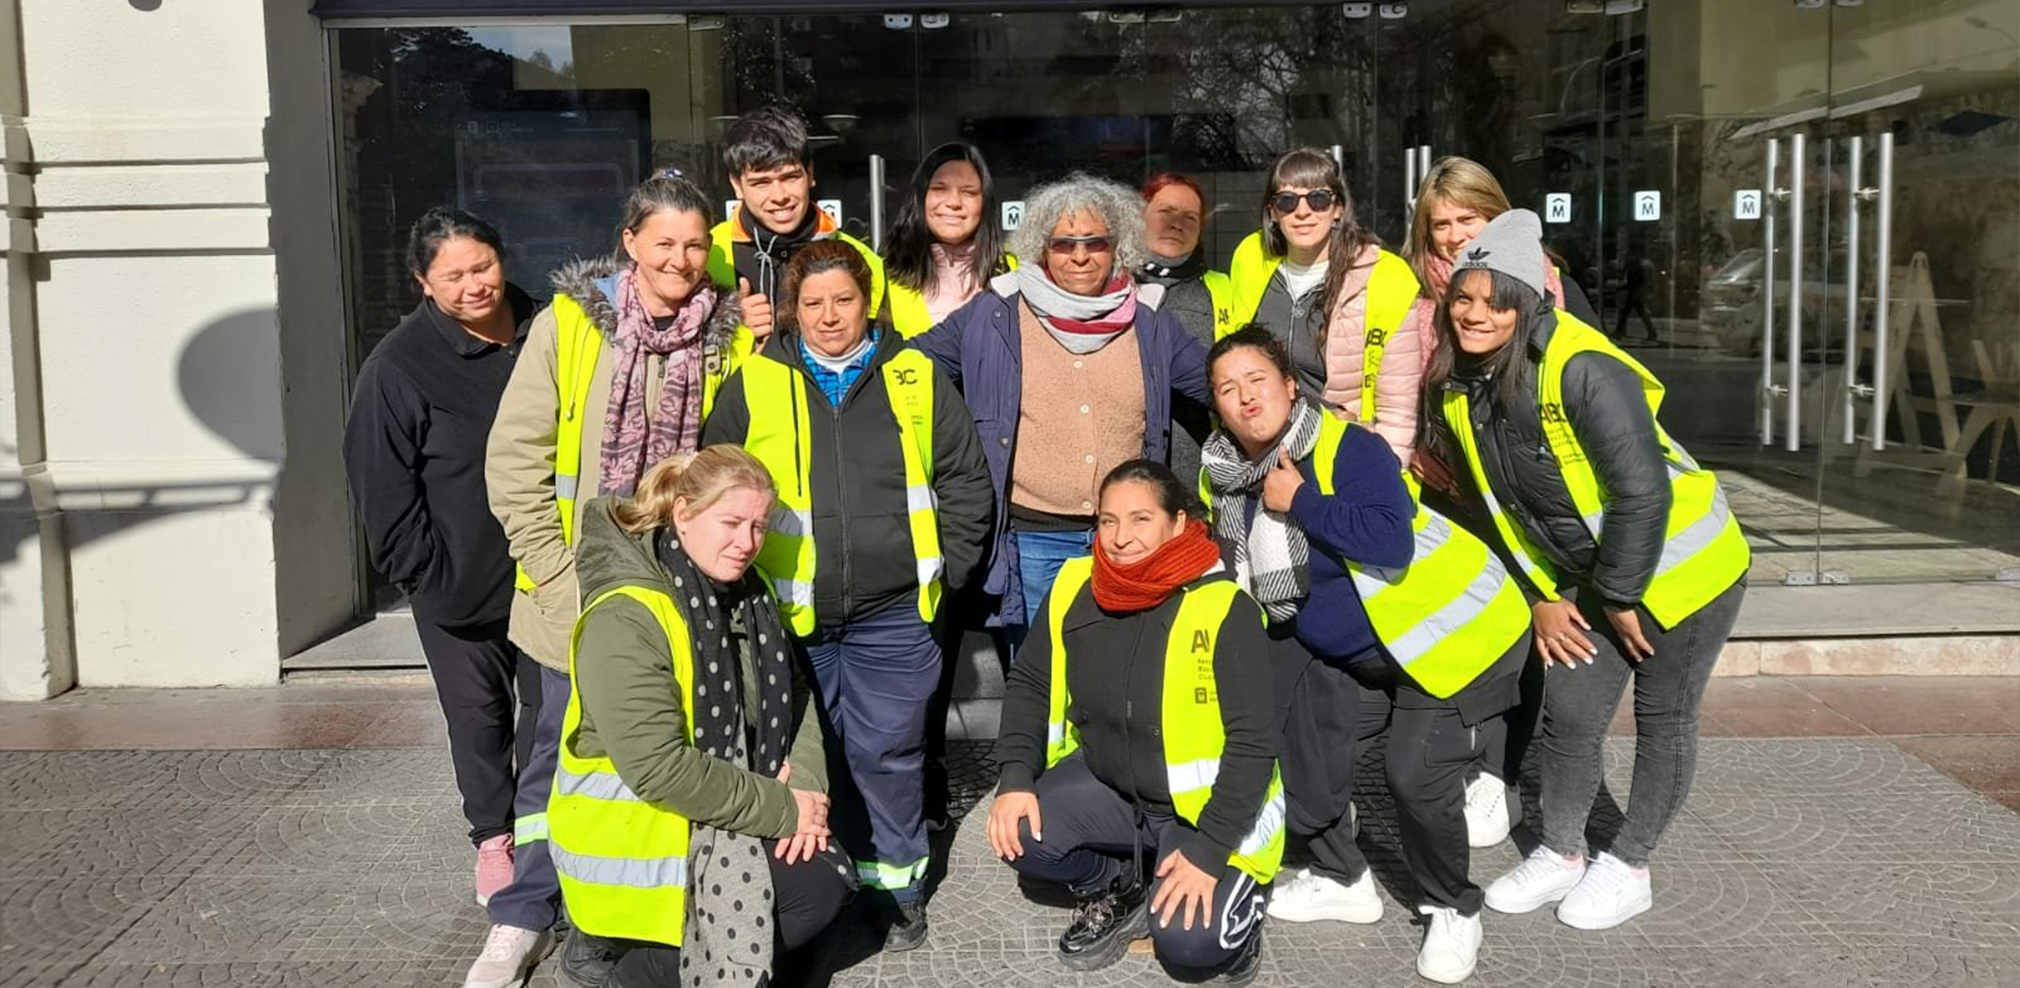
(548, 254, 744, 355)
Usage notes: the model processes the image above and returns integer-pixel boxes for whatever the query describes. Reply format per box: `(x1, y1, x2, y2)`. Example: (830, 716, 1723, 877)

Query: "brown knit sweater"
(1010, 301, 1146, 520)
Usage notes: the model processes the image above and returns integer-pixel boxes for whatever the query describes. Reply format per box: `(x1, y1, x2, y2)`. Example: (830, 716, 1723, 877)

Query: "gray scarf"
(1012, 264, 1139, 355)
(1201, 398, 1326, 622)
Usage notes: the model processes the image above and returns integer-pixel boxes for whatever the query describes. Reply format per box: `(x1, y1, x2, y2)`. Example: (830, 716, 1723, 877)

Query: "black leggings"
(607, 841, 854, 987)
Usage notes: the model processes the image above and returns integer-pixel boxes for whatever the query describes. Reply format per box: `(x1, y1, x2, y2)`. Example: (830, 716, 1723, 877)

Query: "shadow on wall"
(0, 307, 285, 567)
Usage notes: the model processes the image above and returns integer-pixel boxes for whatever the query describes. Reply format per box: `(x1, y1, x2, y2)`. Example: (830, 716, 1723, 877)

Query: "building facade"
(4, 0, 2018, 697)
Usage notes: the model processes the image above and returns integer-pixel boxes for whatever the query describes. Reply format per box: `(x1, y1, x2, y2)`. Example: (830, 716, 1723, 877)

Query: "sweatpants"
(1537, 580, 1746, 866)
(486, 664, 569, 932)
(603, 841, 855, 987)
(413, 617, 538, 845)
(1006, 756, 1267, 972)
(802, 594, 940, 901)
(1278, 640, 1527, 917)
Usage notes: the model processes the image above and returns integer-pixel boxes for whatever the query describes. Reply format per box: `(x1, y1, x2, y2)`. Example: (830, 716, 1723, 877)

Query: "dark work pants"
(607, 842, 855, 987)
(414, 617, 537, 845)
(1006, 756, 1267, 971)
(1278, 641, 1526, 917)
(1537, 581, 1746, 866)
(487, 664, 569, 932)
(1475, 650, 1545, 816)
(802, 595, 940, 901)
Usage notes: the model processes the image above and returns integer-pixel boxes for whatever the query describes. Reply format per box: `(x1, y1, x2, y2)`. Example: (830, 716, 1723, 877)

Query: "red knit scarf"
(1091, 519, 1222, 613)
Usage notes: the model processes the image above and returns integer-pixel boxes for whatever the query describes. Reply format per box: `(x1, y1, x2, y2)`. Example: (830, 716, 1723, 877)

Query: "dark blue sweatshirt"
(1240, 424, 1417, 661)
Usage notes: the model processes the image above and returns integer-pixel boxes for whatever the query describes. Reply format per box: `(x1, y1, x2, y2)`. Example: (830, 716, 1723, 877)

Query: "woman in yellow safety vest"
(1136, 171, 1233, 488)
(988, 460, 1280, 986)
(1225, 149, 1421, 460)
(1199, 325, 1531, 986)
(547, 445, 850, 988)
(481, 173, 751, 986)
(1424, 210, 1748, 933)
(702, 240, 995, 951)
(880, 141, 1016, 338)
(1399, 156, 1607, 854)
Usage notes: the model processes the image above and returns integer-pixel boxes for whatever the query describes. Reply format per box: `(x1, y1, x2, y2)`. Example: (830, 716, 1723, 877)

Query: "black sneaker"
(1058, 874, 1148, 972)
(559, 929, 622, 988)
(885, 899, 930, 952)
(1213, 924, 1264, 986)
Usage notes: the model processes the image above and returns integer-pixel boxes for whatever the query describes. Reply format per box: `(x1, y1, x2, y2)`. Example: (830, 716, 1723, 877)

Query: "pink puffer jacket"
(1321, 247, 1429, 468)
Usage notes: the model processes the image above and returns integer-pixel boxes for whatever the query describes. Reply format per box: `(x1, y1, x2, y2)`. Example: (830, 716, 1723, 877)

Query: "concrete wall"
(0, 0, 355, 697)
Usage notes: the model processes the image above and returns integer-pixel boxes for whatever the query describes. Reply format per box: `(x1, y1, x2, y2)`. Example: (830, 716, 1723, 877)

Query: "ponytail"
(611, 445, 776, 534)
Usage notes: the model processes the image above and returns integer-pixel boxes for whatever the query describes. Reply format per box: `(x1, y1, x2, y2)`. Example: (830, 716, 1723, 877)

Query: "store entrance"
(327, 1, 2020, 637)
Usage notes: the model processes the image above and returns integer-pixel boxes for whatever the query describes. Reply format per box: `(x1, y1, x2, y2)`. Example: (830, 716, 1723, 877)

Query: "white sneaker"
(1265, 866, 1383, 924)
(463, 924, 552, 988)
(1463, 774, 1511, 848)
(1415, 905, 1482, 984)
(1556, 852, 1652, 930)
(1484, 846, 1586, 914)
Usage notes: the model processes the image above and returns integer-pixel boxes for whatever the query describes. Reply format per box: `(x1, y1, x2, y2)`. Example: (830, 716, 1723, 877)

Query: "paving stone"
(7, 737, 2020, 986)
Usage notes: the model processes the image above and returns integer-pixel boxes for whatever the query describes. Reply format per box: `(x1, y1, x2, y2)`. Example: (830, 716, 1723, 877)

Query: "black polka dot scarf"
(655, 529, 795, 987)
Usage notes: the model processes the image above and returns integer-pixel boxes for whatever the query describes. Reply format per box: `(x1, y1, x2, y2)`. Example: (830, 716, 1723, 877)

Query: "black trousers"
(607, 842, 856, 986)
(414, 617, 540, 845)
(1006, 756, 1267, 972)
(1278, 640, 1526, 917)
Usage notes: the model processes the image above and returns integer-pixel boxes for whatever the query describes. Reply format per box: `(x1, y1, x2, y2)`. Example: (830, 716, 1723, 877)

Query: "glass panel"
(1815, 0, 2020, 582)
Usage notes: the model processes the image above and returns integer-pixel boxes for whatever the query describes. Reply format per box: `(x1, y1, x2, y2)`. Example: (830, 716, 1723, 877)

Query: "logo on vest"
(1365, 327, 1388, 348)
(892, 367, 919, 386)
(1194, 687, 1210, 705)
(1191, 629, 1211, 653)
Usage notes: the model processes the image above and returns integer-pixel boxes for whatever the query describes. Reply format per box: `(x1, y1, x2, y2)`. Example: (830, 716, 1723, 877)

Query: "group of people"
(344, 105, 1749, 988)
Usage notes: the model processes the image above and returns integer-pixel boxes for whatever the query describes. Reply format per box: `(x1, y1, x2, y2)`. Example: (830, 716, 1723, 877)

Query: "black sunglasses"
(1271, 189, 1339, 214)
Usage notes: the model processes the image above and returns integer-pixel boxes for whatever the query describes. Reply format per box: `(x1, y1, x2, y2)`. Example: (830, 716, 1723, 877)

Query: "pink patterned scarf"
(597, 266, 718, 496)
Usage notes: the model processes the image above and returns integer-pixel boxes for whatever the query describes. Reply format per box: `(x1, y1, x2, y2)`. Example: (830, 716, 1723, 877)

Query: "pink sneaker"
(475, 834, 515, 906)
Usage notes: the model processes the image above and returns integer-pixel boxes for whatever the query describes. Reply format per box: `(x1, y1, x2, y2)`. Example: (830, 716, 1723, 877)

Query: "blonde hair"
(1403, 157, 1514, 289)
(611, 445, 777, 535)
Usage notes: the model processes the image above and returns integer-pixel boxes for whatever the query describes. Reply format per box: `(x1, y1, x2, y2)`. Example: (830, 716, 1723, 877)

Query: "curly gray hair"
(1007, 173, 1147, 282)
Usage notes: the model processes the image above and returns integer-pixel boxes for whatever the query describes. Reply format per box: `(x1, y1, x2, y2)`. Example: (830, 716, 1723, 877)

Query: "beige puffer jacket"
(1319, 247, 1428, 468)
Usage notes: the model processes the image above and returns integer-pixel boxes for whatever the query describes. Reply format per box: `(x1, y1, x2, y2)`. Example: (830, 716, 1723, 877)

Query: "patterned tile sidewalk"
(4, 728, 2019, 988)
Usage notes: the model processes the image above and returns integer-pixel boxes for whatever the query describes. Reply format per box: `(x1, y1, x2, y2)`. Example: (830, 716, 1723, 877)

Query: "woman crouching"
(987, 461, 1282, 985)
(547, 446, 852, 987)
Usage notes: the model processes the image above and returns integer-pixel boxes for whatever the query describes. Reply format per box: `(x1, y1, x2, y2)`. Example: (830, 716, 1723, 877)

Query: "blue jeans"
(802, 595, 941, 902)
(1013, 527, 1094, 636)
(486, 664, 568, 932)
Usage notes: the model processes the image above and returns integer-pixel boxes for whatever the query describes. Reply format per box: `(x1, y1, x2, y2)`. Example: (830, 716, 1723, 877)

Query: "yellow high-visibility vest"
(1041, 556, 1285, 884)
(736, 347, 944, 637)
(513, 291, 750, 592)
(1224, 234, 1419, 417)
(884, 253, 1019, 338)
(706, 211, 886, 317)
(549, 585, 698, 947)
(1442, 312, 1750, 628)
(1199, 414, 1529, 697)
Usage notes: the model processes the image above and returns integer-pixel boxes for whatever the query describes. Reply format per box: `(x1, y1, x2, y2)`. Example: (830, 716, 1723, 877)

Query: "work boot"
(885, 898, 929, 952)
(1057, 872, 1148, 972)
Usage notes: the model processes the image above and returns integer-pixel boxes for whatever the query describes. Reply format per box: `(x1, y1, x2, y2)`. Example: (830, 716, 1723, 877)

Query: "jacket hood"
(573, 496, 672, 605)
(549, 255, 745, 356)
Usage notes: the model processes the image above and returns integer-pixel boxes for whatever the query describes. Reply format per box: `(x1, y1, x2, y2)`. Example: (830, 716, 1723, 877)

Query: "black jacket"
(1443, 312, 1671, 608)
(996, 570, 1281, 875)
(703, 329, 995, 629)
(344, 285, 537, 628)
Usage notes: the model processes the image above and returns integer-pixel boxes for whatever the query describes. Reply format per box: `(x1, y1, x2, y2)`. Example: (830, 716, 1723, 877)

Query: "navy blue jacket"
(1236, 423, 1415, 661)
(911, 281, 1211, 625)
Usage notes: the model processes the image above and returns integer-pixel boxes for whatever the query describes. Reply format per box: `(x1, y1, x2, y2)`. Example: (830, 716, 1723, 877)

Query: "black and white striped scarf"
(1201, 398, 1325, 622)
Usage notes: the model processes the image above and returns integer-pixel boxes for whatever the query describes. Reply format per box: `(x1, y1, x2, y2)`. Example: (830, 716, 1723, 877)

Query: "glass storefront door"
(329, 2, 2020, 619)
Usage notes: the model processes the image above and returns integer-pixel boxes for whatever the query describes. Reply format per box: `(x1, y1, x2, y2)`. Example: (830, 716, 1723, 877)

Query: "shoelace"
(1512, 850, 1574, 885)
(1580, 860, 1636, 899)
(1072, 896, 1116, 931)
(1466, 779, 1500, 813)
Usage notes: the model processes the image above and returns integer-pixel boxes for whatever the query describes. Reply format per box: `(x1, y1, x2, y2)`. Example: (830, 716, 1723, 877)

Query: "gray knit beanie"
(1451, 208, 1549, 306)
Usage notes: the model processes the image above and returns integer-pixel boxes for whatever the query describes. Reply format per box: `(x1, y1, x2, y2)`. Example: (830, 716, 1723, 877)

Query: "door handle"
(868, 154, 887, 253)
(1841, 136, 1864, 446)
(1404, 146, 1419, 211)
(1762, 138, 1785, 447)
(1868, 131, 1895, 451)
(1782, 132, 1807, 452)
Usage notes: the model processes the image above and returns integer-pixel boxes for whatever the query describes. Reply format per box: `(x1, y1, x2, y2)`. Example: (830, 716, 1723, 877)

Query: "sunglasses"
(1047, 235, 1115, 256)
(1271, 189, 1339, 215)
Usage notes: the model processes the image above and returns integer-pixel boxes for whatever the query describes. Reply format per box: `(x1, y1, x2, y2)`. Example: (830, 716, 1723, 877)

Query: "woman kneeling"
(548, 447, 852, 987)
(988, 461, 1282, 985)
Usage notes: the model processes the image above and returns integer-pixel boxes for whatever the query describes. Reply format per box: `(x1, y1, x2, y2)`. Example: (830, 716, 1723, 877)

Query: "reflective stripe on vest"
(1352, 252, 1426, 421)
(513, 295, 749, 592)
(1041, 556, 1285, 884)
(548, 585, 696, 946)
(1441, 312, 1750, 628)
(1305, 414, 1529, 698)
(739, 348, 943, 636)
